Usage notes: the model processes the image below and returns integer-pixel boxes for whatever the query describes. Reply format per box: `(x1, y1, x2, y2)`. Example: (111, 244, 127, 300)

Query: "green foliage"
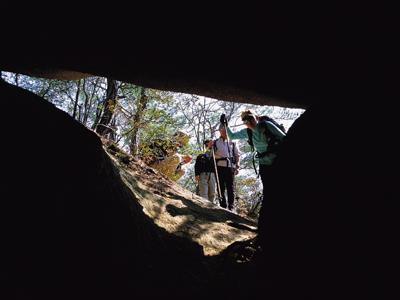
(138, 136, 176, 161)
(116, 85, 182, 152)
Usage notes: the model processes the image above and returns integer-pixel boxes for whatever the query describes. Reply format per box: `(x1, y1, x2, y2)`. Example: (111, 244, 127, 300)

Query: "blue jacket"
(226, 121, 285, 165)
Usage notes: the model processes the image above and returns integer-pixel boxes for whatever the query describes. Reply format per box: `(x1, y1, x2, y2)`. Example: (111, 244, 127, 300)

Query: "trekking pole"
(225, 124, 233, 169)
(221, 114, 232, 167)
(222, 114, 237, 211)
(211, 145, 223, 205)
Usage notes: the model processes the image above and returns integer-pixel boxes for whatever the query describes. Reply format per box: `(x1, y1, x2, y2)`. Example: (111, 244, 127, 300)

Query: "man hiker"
(214, 123, 240, 210)
(222, 110, 285, 205)
(194, 139, 217, 203)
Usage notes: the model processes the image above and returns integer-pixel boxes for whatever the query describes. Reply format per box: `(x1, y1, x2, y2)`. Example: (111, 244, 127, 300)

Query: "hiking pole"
(220, 114, 232, 166)
(221, 113, 237, 211)
(211, 144, 223, 206)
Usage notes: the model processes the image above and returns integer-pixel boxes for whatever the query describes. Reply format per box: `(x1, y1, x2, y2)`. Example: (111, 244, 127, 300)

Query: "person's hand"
(234, 167, 239, 175)
(195, 175, 200, 182)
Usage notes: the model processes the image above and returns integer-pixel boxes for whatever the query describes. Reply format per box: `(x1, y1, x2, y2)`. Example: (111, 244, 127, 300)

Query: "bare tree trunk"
(72, 79, 81, 119)
(129, 87, 148, 156)
(14, 74, 19, 86)
(80, 78, 89, 125)
(96, 78, 118, 136)
(78, 104, 82, 123)
(91, 101, 103, 130)
(109, 117, 117, 141)
(90, 79, 103, 130)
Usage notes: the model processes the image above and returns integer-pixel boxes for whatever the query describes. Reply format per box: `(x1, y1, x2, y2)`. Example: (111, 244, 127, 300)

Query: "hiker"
(214, 123, 240, 210)
(194, 139, 217, 203)
(222, 110, 285, 204)
(144, 131, 192, 181)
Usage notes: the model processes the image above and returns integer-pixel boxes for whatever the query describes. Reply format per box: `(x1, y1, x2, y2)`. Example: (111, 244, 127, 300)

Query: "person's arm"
(226, 126, 249, 140)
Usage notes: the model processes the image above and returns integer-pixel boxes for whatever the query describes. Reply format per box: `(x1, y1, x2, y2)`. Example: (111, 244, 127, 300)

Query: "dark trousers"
(216, 166, 235, 209)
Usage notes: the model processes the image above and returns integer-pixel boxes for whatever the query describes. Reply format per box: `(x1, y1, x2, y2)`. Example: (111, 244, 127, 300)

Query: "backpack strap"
(246, 128, 259, 175)
(247, 128, 254, 152)
(252, 152, 259, 176)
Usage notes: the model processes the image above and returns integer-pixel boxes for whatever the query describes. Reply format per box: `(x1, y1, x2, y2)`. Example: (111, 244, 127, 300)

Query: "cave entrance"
(1, 71, 304, 222)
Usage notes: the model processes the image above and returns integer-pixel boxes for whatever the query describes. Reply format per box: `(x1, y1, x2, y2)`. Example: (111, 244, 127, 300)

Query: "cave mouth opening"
(1, 71, 304, 221)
